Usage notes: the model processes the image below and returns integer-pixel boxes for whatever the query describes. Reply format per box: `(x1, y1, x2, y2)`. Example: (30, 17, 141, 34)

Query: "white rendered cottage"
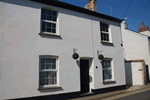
(0, 0, 126, 99)
(121, 21, 150, 85)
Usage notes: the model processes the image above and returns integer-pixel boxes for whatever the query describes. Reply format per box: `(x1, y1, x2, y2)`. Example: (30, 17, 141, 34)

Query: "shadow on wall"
(125, 62, 133, 88)
(146, 65, 150, 83)
(0, 0, 41, 9)
(39, 33, 63, 40)
(101, 42, 114, 47)
(38, 87, 63, 93)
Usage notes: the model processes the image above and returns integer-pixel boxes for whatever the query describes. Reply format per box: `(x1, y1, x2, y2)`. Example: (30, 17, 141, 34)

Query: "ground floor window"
(102, 59, 113, 81)
(39, 56, 58, 86)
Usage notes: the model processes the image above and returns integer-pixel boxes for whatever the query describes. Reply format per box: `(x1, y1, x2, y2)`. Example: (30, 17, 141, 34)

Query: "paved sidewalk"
(68, 84, 150, 100)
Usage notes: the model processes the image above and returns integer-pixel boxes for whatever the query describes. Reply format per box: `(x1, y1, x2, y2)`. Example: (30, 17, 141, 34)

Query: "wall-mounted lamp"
(72, 48, 79, 59)
(97, 50, 104, 60)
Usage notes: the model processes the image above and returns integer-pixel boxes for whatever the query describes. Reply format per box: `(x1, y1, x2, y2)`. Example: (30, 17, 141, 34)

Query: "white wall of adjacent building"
(121, 21, 150, 81)
(0, 0, 125, 99)
(140, 31, 150, 36)
(125, 62, 143, 85)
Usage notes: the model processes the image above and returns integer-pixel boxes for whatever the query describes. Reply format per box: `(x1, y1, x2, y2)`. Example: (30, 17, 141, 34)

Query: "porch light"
(98, 54, 104, 60)
(72, 53, 79, 59)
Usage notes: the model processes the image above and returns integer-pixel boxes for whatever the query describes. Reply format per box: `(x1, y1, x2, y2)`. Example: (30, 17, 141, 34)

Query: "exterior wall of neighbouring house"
(125, 62, 143, 85)
(0, 0, 125, 99)
(121, 27, 150, 81)
(140, 31, 150, 36)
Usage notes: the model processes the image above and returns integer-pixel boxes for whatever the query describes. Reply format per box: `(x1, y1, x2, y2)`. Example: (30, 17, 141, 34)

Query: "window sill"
(101, 41, 113, 44)
(38, 86, 61, 90)
(39, 32, 61, 37)
(103, 80, 116, 84)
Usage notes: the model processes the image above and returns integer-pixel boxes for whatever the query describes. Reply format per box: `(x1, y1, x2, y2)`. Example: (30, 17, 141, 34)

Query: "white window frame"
(39, 55, 59, 88)
(102, 58, 114, 82)
(40, 7, 59, 36)
(100, 22, 112, 43)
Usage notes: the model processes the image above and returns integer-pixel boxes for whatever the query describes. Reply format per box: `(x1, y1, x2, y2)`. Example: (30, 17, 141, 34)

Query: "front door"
(80, 59, 89, 92)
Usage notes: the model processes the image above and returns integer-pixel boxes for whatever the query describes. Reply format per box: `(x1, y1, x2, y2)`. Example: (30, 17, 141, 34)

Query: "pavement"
(68, 83, 150, 100)
(116, 90, 150, 100)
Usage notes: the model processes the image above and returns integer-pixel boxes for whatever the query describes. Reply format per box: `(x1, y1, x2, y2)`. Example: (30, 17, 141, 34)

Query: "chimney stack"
(84, 0, 97, 12)
(139, 22, 149, 32)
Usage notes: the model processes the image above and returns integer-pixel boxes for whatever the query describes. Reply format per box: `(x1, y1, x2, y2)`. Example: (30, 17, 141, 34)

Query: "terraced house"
(0, 0, 126, 99)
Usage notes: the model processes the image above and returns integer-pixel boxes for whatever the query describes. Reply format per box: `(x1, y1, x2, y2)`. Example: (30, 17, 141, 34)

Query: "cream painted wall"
(140, 31, 150, 36)
(121, 25, 150, 81)
(0, 0, 125, 99)
(125, 62, 143, 85)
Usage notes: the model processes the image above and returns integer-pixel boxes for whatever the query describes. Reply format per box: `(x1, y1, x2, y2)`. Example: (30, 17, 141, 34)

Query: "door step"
(80, 92, 95, 97)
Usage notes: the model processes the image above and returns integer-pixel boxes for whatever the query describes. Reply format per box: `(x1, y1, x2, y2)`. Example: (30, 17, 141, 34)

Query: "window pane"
(52, 11, 57, 16)
(45, 72, 48, 79)
(47, 10, 52, 15)
(47, 28, 52, 32)
(52, 64, 56, 69)
(103, 70, 112, 80)
(47, 15, 52, 21)
(52, 23, 56, 29)
(103, 60, 111, 68)
(106, 34, 109, 38)
(41, 14, 46, 20)
(40, 72, 45, 79)
(52, 72, 56, 77)
(41, 64, 45, 69)
(101, 33, 109, 41)
(42, 9, 47, 15)
(52, 16, 57, 22)
(104, 36, 107, 41)
(101, 33, 105, 41)
(52, 29, 56, 33)
(106, 37, 109, 41)
(49, 78, 52, 84)
(47, 23, 51, 28)
(42, 27, 46, 32)
(41, 58, 45, 63)
(40, 79, 45, 85)
(51, 78, 54, 84)
(41, 72, 57, 85)
(100, 22, 108, 32)
(54, 78, 57, 84)
(46, 58, 51, 63)
(46, 64, 51, 69)
(106, 28, 108, 32)
(49, 72, 52, 79)
(42, 22, 46, 27)
(45, 79, 49, 85)
(101, 35, 103, 40)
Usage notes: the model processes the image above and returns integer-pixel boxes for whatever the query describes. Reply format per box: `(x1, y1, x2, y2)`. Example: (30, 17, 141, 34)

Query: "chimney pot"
(139, 22, 149, 32)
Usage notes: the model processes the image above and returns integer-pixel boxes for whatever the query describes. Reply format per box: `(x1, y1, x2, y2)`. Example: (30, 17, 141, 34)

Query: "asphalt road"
(116, 90, 150, 100)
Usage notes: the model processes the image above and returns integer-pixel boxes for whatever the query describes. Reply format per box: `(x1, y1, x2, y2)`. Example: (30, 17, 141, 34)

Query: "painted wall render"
(121, 22, 150, 81)
(125, 62, 143, 85)
(0, 0, 125, 99)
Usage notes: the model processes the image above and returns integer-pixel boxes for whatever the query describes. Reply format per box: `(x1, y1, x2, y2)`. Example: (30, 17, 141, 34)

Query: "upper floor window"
(41, 8, 57, 34)
(100, 22, 110, 42)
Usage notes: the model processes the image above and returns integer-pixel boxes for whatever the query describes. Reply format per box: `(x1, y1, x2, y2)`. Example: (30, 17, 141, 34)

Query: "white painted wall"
(125, 62, 143, 85)
(121, 23, 150, 81)
(140, 31, 150, 36)
(0, 0, 125, 99)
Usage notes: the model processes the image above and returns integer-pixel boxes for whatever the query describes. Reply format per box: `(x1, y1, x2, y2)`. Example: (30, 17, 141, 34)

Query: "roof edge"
(31, 0, 123, 23)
